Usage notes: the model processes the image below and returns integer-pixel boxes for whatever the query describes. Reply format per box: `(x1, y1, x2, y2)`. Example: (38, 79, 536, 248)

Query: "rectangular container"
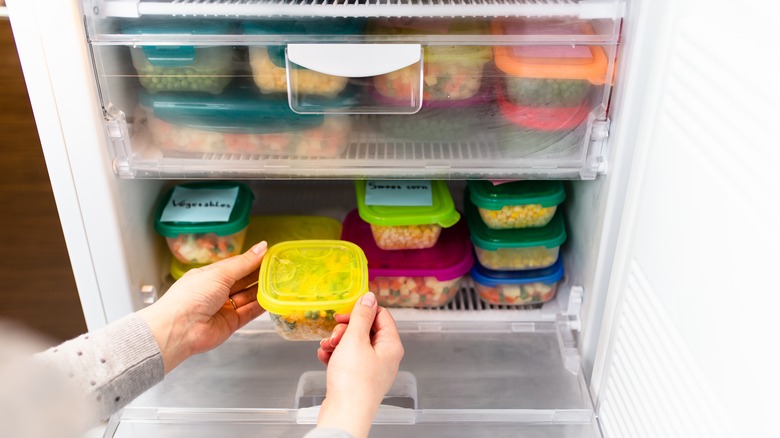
(155, 182, 254, 264)
(257, 240, 368, 341)
(467, 180, 566, 229)
(169, 215, 342, 280)
(355, 180, 460, 250)
(138, 85, 351, 157)
(341, 209, 473, 308)
(471, 257, 564, 306)
(122, 20, 237, 94)
(492, 19, 609, 108)
(465, 192, 566, 271)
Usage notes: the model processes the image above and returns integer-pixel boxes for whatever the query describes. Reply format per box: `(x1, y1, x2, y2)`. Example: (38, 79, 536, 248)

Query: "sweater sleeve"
(303, 428, 356, 438)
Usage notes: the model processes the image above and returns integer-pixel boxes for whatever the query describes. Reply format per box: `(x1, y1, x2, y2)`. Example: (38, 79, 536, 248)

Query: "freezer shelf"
(110, 320, 599, 437)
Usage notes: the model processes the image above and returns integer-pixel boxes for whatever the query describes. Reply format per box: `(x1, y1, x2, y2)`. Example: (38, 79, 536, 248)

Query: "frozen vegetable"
(478, 204, 557, 229)
(474, 246, 559, 271)
(270, 310, 338, 341)
(506, 77, 591, 108)
(468, 180, 566, 229)
(133, 61, 234, 95)
(369, 223, 442, 251)
(248, 47, 348, 97)
(374, 60, 486, 102)
(476, 281, 557, 305)
(471, 257, 563, 305)
(372, 276, 461, 307)
(166, 230, 247, 264)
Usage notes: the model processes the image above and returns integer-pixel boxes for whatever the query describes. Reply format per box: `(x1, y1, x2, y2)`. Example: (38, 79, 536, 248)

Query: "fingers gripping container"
(257, 240, 368, 341)
(155, 182, 254, 264)
(355, 180, 461, 250)
(138, 85, 351, 157)
(465, 191, 566, 271)
(341, 209, 473, 308)
(467, 180, 566, 229)
(471, 257, 564, 306)
(122, 20, 236, 94)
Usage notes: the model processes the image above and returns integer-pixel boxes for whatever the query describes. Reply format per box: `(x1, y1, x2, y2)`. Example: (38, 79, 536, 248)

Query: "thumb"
(202, 241, 268, 282)
(343, 292, 378, 342)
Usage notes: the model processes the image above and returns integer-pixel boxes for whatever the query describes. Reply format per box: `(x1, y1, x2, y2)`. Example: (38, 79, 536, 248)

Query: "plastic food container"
(169, 215, 342, 280)
(491, 20, 608, 108)
(466, 192, 566, 270)
(341, 209, 472, 308)
(257, 240, 368, 340)
(122, 21, 236, 94)
(139, 85, 351, 157)
(155, 182, 254, 264)
(468, 180, 566, 229)
(368, 19, 492, 102)
(242, 19, 365, 97)
(471, 257, 564, 306)
(355, 180, 460, 250)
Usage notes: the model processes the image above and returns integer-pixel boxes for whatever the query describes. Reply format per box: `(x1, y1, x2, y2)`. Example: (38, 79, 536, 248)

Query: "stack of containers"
(349, 180, 471, 308)
(491, 19, 609, 156)
(465, 180, 567, 306)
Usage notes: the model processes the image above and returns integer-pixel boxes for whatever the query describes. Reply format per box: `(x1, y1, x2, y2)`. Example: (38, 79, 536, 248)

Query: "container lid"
(257, 240, 368, 315)
(155, 182, 254, 237)
(470, 256, 564, 287)
(341, 209, 473, 281)
(138, 84, 327, 134)
(465, 191, 567, 250)
(496, 83, 590, 131)
(355, 180, 460, 228)
(491, 20, 608, 84)
(468, 180, 566, 210)
(122, 19, 235, 35)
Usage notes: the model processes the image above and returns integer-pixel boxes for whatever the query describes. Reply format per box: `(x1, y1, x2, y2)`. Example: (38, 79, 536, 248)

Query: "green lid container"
(355, 180, 460, 227)
(122, 20, 236, 67)
(468, 180, 566, 210)
(155, 182, 254, 237)
(465, 191, 566, 250)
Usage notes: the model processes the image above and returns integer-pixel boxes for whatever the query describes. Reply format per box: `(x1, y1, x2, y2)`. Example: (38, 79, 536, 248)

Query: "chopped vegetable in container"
(468, 180, 566, 229)
(471, 257, 564, 306)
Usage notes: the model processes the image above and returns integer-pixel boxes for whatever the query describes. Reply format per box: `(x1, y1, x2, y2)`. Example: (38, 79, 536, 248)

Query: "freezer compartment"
(110, 320, 598, 437)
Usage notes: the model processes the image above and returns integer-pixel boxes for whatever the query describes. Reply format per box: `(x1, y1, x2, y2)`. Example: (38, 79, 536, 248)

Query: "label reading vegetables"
(159, 187, 238, 223)
(365, 180, 433, 206)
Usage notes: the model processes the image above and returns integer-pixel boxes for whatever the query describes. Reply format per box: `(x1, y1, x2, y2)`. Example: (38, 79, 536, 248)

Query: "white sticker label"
(365, 180, 433, 206)
(159, 187, 239, 223)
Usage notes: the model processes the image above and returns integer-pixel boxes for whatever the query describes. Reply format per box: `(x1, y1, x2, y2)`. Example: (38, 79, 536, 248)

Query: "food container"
(169, 215, 342, 280)
(465, 192, 566, 270)
(257, 240, 368, 341)
(355, 180, 460, 250)
(368, 19, 492, 103)
(491, 20, 608, 108)
(467, 180, 566, 229)
(155, 182, 254, 264)
(138, 85, 351, 157)
(242, 19, 365, 98)
(471, 257, 564, 306)
(341, 209, 472, 308)
(122, 21, 236, 94)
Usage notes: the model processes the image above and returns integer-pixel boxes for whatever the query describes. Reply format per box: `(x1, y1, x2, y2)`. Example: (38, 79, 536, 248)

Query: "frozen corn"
(478, 205, 557, 229)
(474, 246, 559, 271)
(248, 47, 348, 97)
(369, 224, 442, 250)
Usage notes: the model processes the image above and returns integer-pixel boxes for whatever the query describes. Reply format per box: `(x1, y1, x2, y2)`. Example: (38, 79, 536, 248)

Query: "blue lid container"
(470, 257, 564, 306)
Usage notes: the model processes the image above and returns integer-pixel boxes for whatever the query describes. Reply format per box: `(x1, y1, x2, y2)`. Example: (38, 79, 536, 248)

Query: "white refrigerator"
(6, 0, 779, 436)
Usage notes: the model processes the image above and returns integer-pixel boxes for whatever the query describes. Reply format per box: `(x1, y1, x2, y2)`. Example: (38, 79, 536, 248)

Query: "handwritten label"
(365, 180, 433, 206)
(159, 187, 239, 223)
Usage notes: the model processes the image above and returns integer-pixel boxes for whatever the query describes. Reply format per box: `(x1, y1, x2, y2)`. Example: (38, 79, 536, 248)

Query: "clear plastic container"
(368, 19, 492, 103)
(138, 85, 351, 157)
(257, 240, 368, 341)
(355, 180, 460, 250)
(471, 257, 564, 306)
(155, 182, 254, 264)
(468, 180, 566, 229)
(122, 21, 236, 94)
(465, 191, 566, 271)
(169, 215, 342, 280)
(341, 209, 472, 308)
(491, 19, 608, 108)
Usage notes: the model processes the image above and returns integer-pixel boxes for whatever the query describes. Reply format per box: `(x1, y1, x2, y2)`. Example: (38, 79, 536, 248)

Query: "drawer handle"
(287, 44, 422, 78)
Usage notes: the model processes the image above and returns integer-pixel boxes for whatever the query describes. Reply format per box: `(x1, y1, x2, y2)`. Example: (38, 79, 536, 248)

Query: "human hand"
(138, 241, 268, 373)
(315, 292, 404, 438)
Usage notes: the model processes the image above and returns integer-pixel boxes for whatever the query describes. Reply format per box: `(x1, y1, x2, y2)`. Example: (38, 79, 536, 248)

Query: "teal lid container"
(468, 180, 566, 210)
(155, 182, 254, 237)
(122, 20, 236, 67)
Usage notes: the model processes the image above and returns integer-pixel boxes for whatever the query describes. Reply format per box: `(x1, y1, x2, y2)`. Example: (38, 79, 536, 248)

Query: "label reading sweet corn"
(365, 180, 433, 206)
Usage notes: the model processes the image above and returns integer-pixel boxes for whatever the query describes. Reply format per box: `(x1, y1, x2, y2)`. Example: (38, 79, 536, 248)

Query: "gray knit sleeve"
(303, 428, 356, 438)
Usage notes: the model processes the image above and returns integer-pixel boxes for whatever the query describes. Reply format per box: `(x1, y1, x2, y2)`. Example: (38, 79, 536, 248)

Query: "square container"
(471, 257, 564, 306)
(155, 182, 254, 264)
(465, 192, 566, 270)
(468, 180, 566, 229)
(491, 20, 608, 108)
(122, 21, 236, 94)
(355, 180, 460, 250)
(257, 240, 368, 341)
(169, 215, 342, 280)
(138, 85, 351, 157)
(341, 209, 473, 308)
(368, 19, 492, 103)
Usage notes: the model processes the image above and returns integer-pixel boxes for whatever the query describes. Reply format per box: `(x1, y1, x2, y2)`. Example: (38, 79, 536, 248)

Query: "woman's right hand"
(315, 292, 404, 438)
